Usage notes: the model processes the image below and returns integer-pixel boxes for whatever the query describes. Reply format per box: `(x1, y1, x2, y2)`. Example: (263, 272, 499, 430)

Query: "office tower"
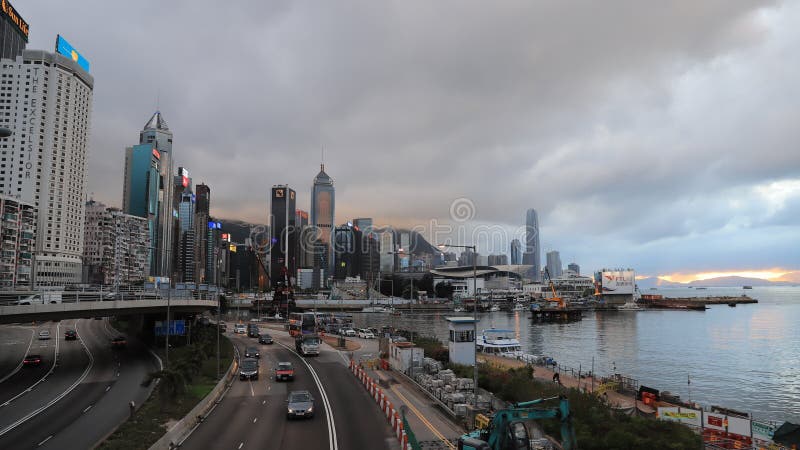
(510, 239, 521, 265)
(83, 200, 149, 286)
(194, 183, 210, 282)
(177, 191, 195, 281)
(522, 209, 541, 281)
(122, 144, 161, 274)
(0, 195, 35, 288)
(140, 111, 174, 278)
(488, 254, 508, 266)
(353, 218, 373, 233)
(546, 251, 562, 278)
(567, 262, 580, 275)
(378, 229, 395, 272)
(0, 1, 28, 60)
(0, 44, 93, 286)
(269, 185, 296, 285)
(310, 164, 334, 285)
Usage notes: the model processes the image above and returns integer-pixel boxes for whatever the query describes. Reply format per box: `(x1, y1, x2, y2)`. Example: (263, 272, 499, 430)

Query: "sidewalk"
(478, 354, 654, 413)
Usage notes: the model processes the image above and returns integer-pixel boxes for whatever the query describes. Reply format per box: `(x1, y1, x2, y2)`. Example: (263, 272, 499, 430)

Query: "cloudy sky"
(21, 0, 800, 279)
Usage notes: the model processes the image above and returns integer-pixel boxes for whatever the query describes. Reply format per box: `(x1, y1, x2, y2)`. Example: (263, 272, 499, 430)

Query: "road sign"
(154, 320, 186, 336)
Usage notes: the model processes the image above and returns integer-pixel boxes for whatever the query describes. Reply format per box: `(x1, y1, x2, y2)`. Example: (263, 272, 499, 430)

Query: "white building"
(0, 50, 93, 286)
(83, 200, 150, 286)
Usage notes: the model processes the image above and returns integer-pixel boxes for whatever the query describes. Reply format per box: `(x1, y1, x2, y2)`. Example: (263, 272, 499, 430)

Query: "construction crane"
(248, 246, 296, 316)
(459, 396, 577, 450)
(543, 268, 565, 309)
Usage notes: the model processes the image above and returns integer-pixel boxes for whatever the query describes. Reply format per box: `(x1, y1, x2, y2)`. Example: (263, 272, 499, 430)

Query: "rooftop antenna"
(156, 89, 160, 112)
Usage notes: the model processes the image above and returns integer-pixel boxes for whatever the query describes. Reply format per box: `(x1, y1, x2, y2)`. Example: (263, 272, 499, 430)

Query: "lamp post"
(438, 242, 478, 406)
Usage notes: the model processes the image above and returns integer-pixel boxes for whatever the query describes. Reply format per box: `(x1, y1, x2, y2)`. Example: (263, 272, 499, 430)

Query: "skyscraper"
(194, 183, 210, 281)
(510, 239, 521, 265)
(522, 209, 541, 281)
(567, 262, 580, 275)
(270, 185, 296, 285)
(139, 111, 174, 278)
(0, 46, 93, 285)
(0, 1, 28, 60)
(177, 191, 195, 281)
(546, 251, 562, 278)
(310, 164, 334, 285)
(122, 144, 161, 273)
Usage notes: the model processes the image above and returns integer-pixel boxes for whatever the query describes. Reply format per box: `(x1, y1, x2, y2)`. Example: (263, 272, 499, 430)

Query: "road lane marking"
(391, 386, 456, 450)
(0, 320, 95, 438)
(105, 385, 111, 392)
(238, 442, 244, 449)
(0, 324, 59, 406)
(253, 417, 257, 423)
(37, 435, 53, 446)
(278, 342, 338, 450)
(262, 400, 266, 405)
(83, 405, 93, 413)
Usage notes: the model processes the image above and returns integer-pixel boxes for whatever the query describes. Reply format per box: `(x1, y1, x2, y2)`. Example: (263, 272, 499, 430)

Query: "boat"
(617, 302, 642, 311)
(696, 287, 707, 290)
(453, 307, 465, 313)
(489, 305, 501, 312)
(512, 303, 527, 311)
(476, 328, 522, 358)
(743, 286, 753, 290)
(728, 303, 737, 307)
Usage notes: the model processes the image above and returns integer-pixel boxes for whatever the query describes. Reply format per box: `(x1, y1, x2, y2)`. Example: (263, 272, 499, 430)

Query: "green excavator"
(458, 396, 577, 450)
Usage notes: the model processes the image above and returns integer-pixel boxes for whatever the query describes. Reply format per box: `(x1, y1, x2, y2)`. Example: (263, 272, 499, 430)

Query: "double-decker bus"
(287, 312, 317, 336)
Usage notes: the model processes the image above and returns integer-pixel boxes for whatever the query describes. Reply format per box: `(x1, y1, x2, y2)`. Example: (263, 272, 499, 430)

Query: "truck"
(16, 292, 63, 305)
(295, 333, 320, 356)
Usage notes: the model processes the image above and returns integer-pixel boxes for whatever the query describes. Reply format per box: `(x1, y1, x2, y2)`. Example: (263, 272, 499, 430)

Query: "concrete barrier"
(350, 359, 409, 448)
(148, 356, 238, 450)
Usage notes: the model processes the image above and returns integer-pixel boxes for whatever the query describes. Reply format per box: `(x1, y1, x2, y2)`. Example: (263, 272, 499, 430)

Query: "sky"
(18, 0, 800, 279)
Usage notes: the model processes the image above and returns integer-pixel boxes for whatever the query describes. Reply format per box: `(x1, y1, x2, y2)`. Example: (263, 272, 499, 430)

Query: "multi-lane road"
(181, 326, 396, 450)
(0, 318, 158, 449)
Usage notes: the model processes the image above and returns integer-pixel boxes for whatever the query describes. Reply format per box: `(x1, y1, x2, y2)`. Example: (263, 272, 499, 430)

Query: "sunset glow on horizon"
(656, 269, 795, 284)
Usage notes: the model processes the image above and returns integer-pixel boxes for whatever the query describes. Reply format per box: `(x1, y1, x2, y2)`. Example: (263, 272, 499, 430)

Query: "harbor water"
(352, 286, 800, 424)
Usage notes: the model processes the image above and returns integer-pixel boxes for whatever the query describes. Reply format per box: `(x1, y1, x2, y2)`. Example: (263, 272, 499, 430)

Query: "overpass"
(0, 299, 217, 324)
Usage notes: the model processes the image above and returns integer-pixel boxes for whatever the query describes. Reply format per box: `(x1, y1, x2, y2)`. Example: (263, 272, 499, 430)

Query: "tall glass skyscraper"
(139, 111, 174, 278)
(310, 164, 334, 284)
(522, 208, 541, 281)
(510, 239, 522, 265)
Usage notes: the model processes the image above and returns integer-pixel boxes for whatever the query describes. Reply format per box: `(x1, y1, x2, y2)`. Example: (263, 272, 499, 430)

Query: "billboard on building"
(601, 270, 635, 295)
(1, 0, 29, 39)
(55, 35, 90, 72)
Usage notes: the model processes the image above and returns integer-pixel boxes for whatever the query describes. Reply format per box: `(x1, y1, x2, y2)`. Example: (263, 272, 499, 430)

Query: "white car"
(340, 328, 356, 337)
(38, 330, 51, 340)
(357, 329, 375, 339)
(234, 324, 247, 334)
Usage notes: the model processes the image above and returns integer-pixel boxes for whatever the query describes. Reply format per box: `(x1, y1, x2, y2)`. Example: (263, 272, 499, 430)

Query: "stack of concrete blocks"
(411, 363, 479, 416)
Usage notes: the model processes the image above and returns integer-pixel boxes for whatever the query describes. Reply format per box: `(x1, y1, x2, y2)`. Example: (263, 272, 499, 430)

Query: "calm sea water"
(352, 286, 800, 424)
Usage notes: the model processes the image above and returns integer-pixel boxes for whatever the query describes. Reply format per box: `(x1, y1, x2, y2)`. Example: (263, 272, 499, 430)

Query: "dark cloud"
(19, 0, 799, 274)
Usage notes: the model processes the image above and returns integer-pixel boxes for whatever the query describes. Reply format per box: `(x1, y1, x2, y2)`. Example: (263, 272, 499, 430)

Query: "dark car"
(286, 390, 315, 419)
(23, 354, 42, 366)
(64, 329, 77, 340)
(247, 324, 260, 338)
(239, 358, 259, 380)
(258, 333, 273, 345)
(110, 336, 127, 349)
(244, 346, 260, 358)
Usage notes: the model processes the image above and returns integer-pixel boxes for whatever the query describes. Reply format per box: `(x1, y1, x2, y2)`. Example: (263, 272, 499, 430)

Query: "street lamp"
(438, 242, 478, 406)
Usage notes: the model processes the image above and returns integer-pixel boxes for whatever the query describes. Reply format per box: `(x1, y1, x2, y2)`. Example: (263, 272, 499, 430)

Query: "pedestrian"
(553, 372, 560, 385)
(129, 400, 136, 417)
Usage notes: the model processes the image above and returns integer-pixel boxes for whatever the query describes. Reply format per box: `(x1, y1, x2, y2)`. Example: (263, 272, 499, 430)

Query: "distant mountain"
(689, 276, 790, 287)
(635, 277, 685, 289)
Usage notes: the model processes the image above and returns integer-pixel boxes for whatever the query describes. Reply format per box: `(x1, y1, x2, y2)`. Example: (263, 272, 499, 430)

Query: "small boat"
(489, 305, 500, 312)
(695, 287, 707, 290)
(743, 286, 753, 290)
(453, 307, 465, 313)
(617, 302, 642, 311)
(476, 328, 522, 358)
(512, 303, 527, 311)
(728, 303, 737, 307)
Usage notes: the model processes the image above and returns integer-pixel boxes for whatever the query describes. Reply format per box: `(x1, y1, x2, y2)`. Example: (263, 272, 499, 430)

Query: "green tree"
(143, 368, 188, 409)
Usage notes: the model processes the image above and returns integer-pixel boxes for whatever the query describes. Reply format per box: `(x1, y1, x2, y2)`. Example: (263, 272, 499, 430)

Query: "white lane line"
(249, 380, 255, 397)
(238, 442, 244, 449)
(0, 324, 60, 407)
(0, 320, 95, 437)
(278, 342, 339, 450)
(253, 417, 257, 423)
(105, 386, 111, 392)
(0, 327, 37, 384)
(37, 435, 53, 446)
(83, 405, 93, 413)
(262, 400, 266, 405)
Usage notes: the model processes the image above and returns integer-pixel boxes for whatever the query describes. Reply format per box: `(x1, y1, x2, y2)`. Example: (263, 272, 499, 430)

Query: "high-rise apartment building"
(83, 200, 149, 286)
(510, 239, 521, 265)
(546, 250, 562, 278)
(522, 209, 541, 281)
(0, 45, 93, 286)
(269, 185, 296, 285)
(310, 164, 334, 285)
(0, 194, 35, 288)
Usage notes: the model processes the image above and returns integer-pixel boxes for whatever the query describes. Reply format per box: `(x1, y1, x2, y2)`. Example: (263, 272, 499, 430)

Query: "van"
(18, 292, 63, 305)
(234, 323, 247, 334)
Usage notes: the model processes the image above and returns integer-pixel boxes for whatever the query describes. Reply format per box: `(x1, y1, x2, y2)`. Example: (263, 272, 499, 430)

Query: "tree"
(435, 282, 455, 299)
(143, 368, 188, 409)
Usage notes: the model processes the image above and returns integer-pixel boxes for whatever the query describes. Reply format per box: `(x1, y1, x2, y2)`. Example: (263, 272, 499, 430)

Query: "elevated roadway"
(0, 299, 217, 324)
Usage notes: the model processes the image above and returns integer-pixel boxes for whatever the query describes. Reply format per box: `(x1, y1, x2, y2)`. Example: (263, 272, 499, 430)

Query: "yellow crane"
(544, 268, 565, 309)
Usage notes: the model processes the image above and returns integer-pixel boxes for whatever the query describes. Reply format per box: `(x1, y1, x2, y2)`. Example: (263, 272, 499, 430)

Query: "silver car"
(286, 390, 314, 419)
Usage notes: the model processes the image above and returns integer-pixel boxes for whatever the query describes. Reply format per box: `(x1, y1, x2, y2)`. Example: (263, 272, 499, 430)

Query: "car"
(110, 336, 127, 348)
(286, 390, 315, 419)
(247, 324, 260, 338)
(219, 322, 227, 332)
(234, 324, 247, 334)
(64, 329, 77, 340)
(244, 346, 260, 358)
(340, 328, 356, 337)
(38, 330, 50, 340)
(357, 328, 375, 339)
(275, 362, 294, 381)
(239, 357, 259, 380)
(258, 333, 273, 345)
(23, 354, 42, 366)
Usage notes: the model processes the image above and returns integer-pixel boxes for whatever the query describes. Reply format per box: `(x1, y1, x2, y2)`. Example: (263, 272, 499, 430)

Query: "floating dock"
(639, 294, 757, 310)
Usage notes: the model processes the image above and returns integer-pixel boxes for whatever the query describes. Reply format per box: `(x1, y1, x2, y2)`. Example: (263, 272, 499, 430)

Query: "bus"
(287, 312, 317, 337)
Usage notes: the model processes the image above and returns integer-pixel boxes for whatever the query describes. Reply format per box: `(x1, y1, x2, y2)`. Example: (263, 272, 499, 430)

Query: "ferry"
(476, 328, 522, 358)
(489, 305, 501, 312)
(512, 303, 527, 311)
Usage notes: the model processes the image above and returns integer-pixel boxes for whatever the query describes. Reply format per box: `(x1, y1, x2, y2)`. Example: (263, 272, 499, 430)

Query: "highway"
(0, 319, 159, 449)
(181, 328, 396, 450)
